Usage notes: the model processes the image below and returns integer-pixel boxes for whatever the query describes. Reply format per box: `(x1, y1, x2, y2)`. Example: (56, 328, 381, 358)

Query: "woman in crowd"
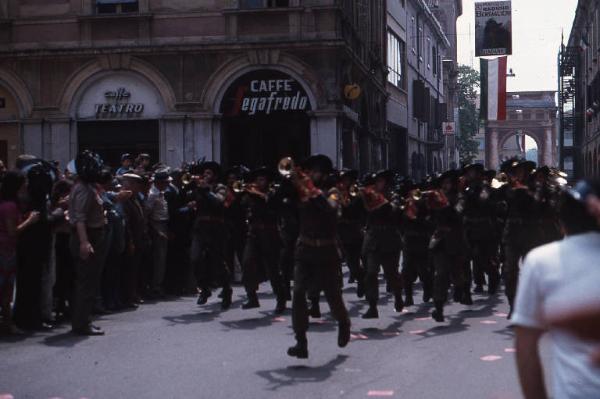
(0, 171, 40, 334)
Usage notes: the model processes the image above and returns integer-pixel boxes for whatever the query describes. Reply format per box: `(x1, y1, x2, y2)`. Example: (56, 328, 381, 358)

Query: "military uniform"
(241, 185, 286, 312)
(338, 192, 366, 295)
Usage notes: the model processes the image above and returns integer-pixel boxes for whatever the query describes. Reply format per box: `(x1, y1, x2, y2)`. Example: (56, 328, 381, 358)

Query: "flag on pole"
(480, 57, 507, 121)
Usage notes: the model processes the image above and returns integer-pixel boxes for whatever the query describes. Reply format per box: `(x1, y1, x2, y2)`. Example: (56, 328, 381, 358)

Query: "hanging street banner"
(480, 56, 508, 121)
(475, 1, 512, 57)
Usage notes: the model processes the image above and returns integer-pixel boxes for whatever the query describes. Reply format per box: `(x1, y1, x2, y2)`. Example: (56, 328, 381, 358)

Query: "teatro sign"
(222, 70, 311, 117)
(95, 87, 144, 117)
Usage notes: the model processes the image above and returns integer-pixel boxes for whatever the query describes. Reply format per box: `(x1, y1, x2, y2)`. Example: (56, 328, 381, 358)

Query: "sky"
(457, 0, 579, 92)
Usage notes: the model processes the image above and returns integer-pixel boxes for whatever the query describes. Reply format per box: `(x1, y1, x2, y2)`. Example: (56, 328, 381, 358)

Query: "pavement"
(0, 279, 528, 399)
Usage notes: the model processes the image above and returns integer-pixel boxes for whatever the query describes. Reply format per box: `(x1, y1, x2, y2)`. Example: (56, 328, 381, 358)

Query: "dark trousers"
(54, 232, 74, 313)
(279, 230, 298, 296)
(191, 226, 230, 293)
(363, 250, 403, 305)
(122, 249, 142, 303)
(292, 244, 349, 338)
(469, 239, 499, 288)
(431, 251, 464, 304)
(70, 228, 106, 330)
(242, 229, 284, 299)
(402, 250, 432, 296)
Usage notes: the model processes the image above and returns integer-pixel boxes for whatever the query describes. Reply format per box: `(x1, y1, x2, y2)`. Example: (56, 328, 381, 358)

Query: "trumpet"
(349, 184, 362, 197)
(410, 189, 437, 201)
(182, 173, 202, 186)
(232, 180, 246, 193)
(278, 157, 295, 178)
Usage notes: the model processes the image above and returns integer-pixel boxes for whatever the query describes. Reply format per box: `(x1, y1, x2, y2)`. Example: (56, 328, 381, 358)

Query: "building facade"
(0, 0, 388, 172)
(559, 0, 599, 180)
(386, 0, 450, 181)
(485, 91, 558, 170)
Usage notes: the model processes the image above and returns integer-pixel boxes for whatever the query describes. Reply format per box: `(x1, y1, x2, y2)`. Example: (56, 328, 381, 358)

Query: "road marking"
(0, 394, 14, 399)
(272, 317, 286, 322)
(409, 329, 425, 335)
(480, 355, 503, 362)
(495, 312, 509, 318)
(382, 331, 401, 336)
(480, 320, 498, 325)
(351, 333, 369, 340)
(504, 348, 516, 353)
(367, 390, 394, 396)
(415, 317, 430, 321)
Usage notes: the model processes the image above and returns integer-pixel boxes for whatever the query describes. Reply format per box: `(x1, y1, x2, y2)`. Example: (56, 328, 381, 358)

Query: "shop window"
(240, 0, 290, 8)
(96, 0, 139, 14)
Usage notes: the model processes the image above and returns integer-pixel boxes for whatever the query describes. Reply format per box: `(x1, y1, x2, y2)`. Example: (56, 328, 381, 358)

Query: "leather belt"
(298, 236, 337, 248)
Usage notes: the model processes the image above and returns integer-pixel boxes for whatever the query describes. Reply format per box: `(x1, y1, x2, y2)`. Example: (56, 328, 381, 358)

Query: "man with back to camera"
(513, 180, 600, 399)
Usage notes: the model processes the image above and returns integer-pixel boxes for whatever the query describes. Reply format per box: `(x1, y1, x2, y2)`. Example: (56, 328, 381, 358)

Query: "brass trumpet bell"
(278, 157, 295, 177)
(232, 180, 246, 193)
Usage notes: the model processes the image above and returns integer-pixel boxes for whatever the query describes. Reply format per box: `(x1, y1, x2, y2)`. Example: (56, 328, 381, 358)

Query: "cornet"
(278, 157, 295, 178)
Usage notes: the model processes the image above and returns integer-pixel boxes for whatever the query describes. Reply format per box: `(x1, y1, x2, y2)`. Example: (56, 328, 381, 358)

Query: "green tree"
(456, 65, 481, 165)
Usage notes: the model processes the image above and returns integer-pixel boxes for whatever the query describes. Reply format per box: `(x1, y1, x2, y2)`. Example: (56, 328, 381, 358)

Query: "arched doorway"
(0, 85, 20, 168)
(499, 132, 540, 164)
(219, 70, 311, 169)
(71, 71, 166, 168)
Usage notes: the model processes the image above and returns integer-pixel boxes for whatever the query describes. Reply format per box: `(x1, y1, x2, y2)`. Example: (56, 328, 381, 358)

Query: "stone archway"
(485, 120, 556, 169)
(198, 52, 340, 166)
(497, 130, 542, 165)
(0, 67, 34, 167)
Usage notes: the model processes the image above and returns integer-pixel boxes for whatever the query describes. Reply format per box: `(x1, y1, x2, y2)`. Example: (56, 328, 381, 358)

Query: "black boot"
(221, 288, 232, 310)
(196, 290, 211, 305)
(474, 284, 484, 294)
(275, 296, 287, 314)
(394, 294, 404, 313)
(362, 302, 379, 319)
(404, 286, 414, 307)
(356, 280, 365, 299)
(242, 293, 260, 310)
(422, 289, 432, 303)
(309, 299, 321, 318)
(461, 288, 473, 305)
(432, 301, 445, 322)
(287, 336, 309, 359)
(338, 321, 351, 348)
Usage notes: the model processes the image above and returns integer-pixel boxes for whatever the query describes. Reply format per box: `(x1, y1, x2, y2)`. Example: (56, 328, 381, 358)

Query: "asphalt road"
(0, 279, 528, 399)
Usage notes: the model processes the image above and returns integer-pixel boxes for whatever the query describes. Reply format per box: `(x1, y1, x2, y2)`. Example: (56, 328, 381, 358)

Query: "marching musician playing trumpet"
(358, 170, 405, 319)
(284, 155, 351, 359)
(239, 167, 287, 314)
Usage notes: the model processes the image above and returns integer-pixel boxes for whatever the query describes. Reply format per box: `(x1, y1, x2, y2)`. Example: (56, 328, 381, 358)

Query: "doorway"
(78, 120, 159, 168)
(222, 111, 310, 169)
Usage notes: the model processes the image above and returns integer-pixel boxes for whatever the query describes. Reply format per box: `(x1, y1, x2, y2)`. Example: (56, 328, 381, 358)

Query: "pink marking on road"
(409, 329, 425, 335)
(480, 355, 503, 362)
(480, 320, 498, 325)
(415, 317, 430, 321)
(367, 390, 394, 397)
(351, 333, 369, 341)
(0, 394, 14, 399)
(495, 312, 509, 318)
(272, 317, 286, 322)
(504, 348, 516, 353)
(382, 331, 400, 336)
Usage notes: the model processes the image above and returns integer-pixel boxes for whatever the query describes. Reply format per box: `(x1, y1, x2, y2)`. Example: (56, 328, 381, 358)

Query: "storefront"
(219, 70, 312, 169)
(73, 72, 164, 167)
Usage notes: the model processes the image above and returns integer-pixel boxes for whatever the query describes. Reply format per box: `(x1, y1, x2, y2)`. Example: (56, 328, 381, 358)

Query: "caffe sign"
(221, 70, 311, 117)
(95, 87, 144, 117)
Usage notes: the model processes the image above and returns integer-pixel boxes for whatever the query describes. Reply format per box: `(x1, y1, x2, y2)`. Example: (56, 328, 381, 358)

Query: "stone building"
(559, 0, 600, 179)
(0, 0, 388, 171)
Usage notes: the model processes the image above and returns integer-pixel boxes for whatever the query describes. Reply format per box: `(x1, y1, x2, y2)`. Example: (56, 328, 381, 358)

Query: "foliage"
(456, 65, 481, 165)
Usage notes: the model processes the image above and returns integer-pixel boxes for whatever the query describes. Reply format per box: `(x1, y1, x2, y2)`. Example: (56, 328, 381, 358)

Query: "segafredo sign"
(222, 70, 311, 117)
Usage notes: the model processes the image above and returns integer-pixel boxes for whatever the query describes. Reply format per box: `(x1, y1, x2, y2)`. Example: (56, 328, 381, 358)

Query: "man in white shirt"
(512, 181, 600, 399)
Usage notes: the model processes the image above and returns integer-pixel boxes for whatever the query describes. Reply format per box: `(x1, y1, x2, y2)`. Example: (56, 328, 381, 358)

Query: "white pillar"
(162, 117, 185, 168)
(488, 129, 499, 170)
(310, 111, 340, 168)
(48, 119, 73, 169)
(191, 114, 220, 162)
(543, 127, 553, 167)
(22, 120, 43, 158)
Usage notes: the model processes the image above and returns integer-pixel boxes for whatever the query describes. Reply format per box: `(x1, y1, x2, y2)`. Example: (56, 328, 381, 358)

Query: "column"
(48, 119, 73, 169)
(310, 111, 340, 168)
(487, 129, 499, 170)
(22, 120, 43, 158)
(543, 127, 553, 166)
(191, 113, 220, 163)
(162, 117, 185, 168)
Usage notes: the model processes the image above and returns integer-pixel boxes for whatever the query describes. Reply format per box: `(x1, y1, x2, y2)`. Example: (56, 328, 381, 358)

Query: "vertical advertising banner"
(475, 1, 512, 57)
